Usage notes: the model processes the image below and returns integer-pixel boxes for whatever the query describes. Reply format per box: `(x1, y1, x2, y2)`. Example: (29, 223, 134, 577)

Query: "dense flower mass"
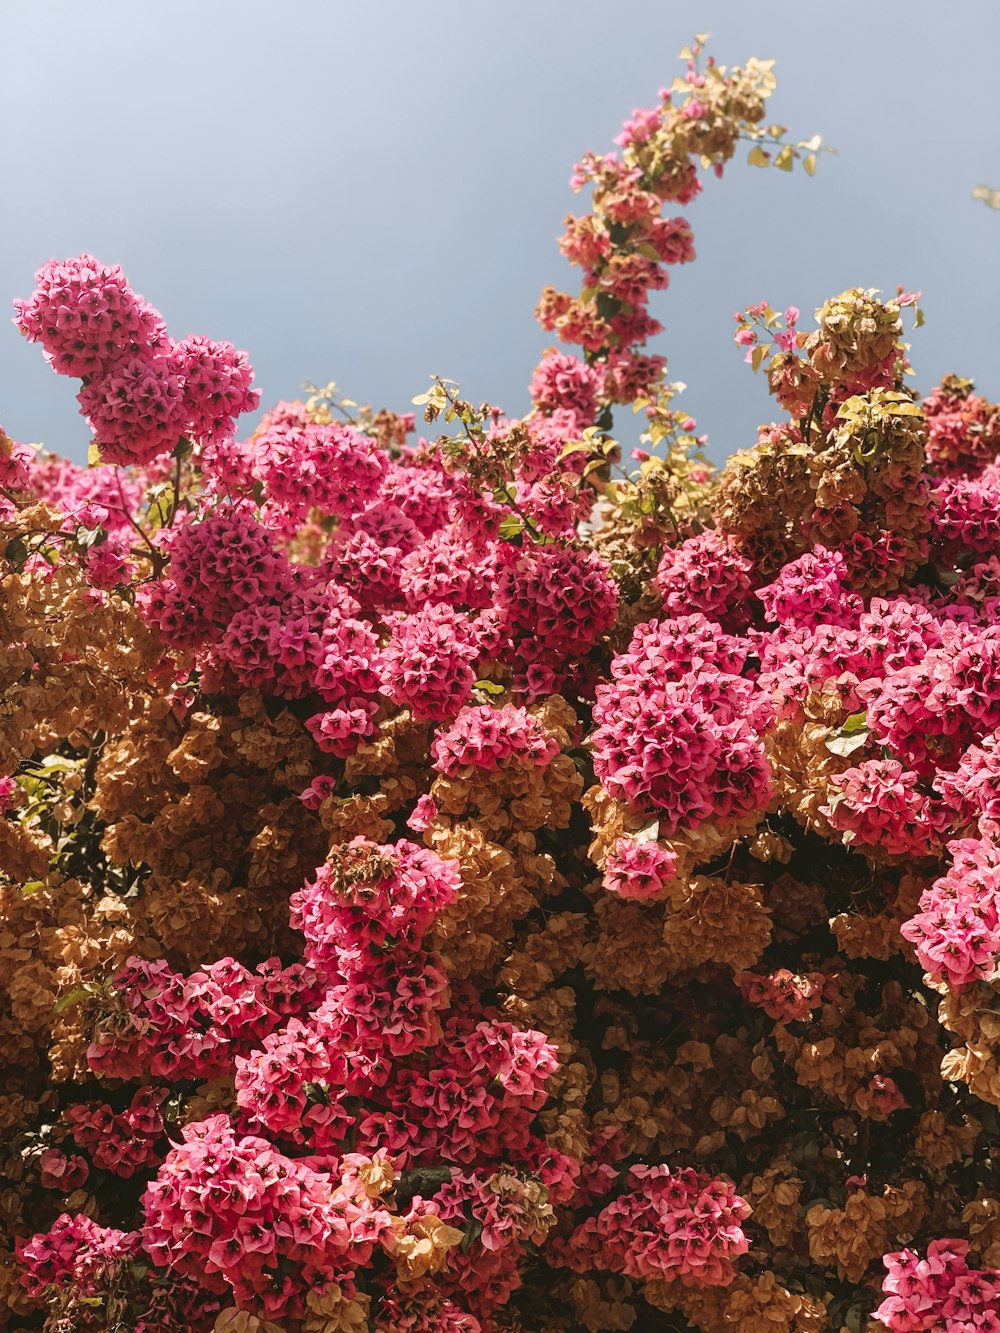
(4, 36, 1000, 1333)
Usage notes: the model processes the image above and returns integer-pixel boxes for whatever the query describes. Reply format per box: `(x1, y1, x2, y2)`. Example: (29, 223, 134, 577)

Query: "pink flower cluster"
(37, 1149, 90, 1193)
(494, 545, 619, 678)
(413, 1168, 561, 1314)
(924, 380, 1000, 476)
(380, 604, 486, 722)
(565, 1164, 750, 1287)
(736, 968, 829, 1022)
(601, 836, 678, 900)
(430, 704, 559, 775)
(0, 432, 34, 500)
(529, 351, 603, 429)
(18, 1212, 140, 1299)
(591, 613, 772, 832)
(86, 956, 322, 1081)
(931, 473, 1000, 557)
(357, 1016, 558, 1169)
(142, 1114, 396, 1320)
(289, 838, 460, 1082)
(14, 255, 259, 464)
(822, 759, 946, 859)
(252, 420, 387, 528)
(234, 1017, 353, 1153)
(13, 254, 165, 378)
(654, 530, 754, 626)
(65, 1085, 166, 1178)
(900, 837, 1000, 988)
(756, 546, 862, 630)
(875, 1240, 1000, 1331)
(140, 503, 383, 741)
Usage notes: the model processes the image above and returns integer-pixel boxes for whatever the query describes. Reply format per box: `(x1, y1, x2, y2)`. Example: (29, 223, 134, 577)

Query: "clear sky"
(2, 1, 999, 465)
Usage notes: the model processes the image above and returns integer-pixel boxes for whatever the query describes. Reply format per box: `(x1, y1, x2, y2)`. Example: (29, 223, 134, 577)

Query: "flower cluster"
(430, 704, 559, 776)
(86, 956, 323, 1081)
(565, 1164, 751, 1287)
(8, 38, 1000, 1333)
(18, 1213, 140, 1299)
(142, 1114, 397, 1321)
(65, 1086, 166, 1178)
(14, 254, 259, 464)
(875, 1240, 1000, 1330)
(591, 612, 772, 832)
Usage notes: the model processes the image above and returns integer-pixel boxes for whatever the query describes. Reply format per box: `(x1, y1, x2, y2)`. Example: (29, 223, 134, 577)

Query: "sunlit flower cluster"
(5, 37, 1000, 1333)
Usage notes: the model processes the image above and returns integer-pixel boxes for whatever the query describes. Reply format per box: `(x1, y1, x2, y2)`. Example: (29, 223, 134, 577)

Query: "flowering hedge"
(2, 36, 1000, 1333)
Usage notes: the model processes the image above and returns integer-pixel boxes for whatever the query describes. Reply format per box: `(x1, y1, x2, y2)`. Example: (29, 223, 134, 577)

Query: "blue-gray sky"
(2, 1, 999, 465)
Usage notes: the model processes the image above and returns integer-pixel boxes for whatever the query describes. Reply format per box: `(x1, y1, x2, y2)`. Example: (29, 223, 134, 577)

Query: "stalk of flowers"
(534, 40, 791, 415)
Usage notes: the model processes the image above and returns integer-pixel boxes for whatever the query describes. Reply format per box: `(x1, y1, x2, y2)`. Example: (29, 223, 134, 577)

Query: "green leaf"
(473, 680, 506, 696)
(5, 537, 28, 568)
(53, 987, 95, 1015)
(844, 1307, 864, 1333)
(841, 711, 868, 735)
(751, 344, 767, 374)
(460, 1218, 484, 1254)
(76, 525, 105, 550)
(20, 880, 44, 896)
(498, 514, 523, 542)
(774, 144, 795, 172)
(790, 1130, 819, 1168)
(747, 145, 771, 168)
(147, 483, 175, 531)
(558, 440, 593, 461)
(582, 458, 609, 480)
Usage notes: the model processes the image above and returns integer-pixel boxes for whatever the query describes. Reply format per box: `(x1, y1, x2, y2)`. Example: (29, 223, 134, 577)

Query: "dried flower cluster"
(2, 36, 1000, 1333)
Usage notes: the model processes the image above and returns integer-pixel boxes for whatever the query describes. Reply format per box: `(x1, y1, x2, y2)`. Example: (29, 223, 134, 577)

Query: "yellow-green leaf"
(557, 440, 592, 461)
(747, 146, 771, 168)
(147, 484, 175, 531)
(774, 144, 795, 172)
(803, 153, 817, 177)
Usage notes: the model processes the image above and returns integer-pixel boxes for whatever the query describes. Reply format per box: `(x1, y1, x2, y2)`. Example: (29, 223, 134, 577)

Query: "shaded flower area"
(2, 35, 1000, 1333)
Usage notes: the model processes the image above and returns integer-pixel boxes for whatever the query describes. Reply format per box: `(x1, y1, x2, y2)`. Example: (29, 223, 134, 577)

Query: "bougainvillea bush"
(3, 36, 1000, 1333)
